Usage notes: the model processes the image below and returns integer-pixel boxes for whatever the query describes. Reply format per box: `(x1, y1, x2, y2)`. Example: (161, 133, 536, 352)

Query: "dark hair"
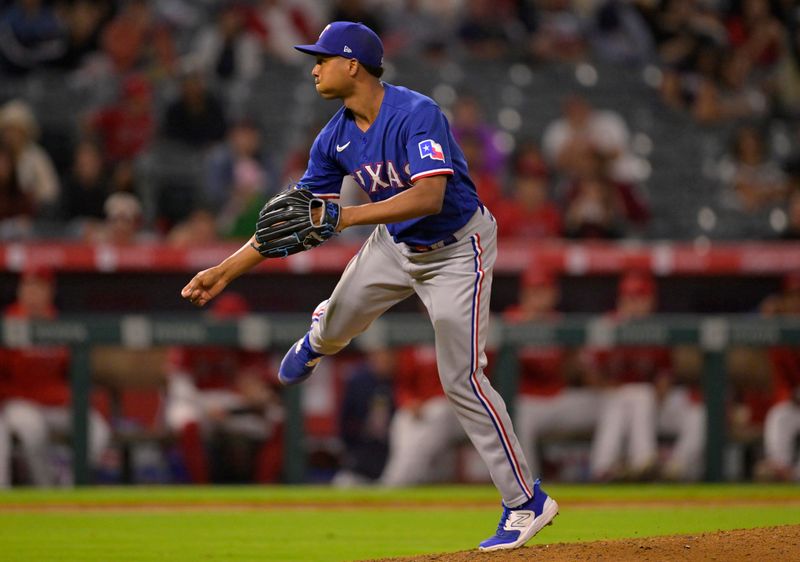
(361, 62, 384, 78)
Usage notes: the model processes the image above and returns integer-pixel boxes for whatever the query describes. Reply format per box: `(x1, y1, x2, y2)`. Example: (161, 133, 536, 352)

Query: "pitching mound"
(370, 524, 800, 561)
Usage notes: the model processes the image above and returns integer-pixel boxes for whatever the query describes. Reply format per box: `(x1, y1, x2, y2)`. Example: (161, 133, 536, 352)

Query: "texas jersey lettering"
(299, 83, 480, 247)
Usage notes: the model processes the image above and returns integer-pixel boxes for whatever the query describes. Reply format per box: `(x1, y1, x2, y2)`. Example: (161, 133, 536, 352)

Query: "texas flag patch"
(419, 139, 445, 162)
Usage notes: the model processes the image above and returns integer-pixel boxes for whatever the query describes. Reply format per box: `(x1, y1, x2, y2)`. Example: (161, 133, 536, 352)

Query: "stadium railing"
(3, 313, 798, 485)
(2, 240, 799, 275)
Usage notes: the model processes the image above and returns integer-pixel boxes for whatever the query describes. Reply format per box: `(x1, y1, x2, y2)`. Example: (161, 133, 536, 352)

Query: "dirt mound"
(369, 525, 800, 562)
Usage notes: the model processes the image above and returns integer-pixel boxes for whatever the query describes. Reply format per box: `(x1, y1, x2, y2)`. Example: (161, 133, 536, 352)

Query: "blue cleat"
(278, 332, 324, 386)
(478, 479, 559, 551)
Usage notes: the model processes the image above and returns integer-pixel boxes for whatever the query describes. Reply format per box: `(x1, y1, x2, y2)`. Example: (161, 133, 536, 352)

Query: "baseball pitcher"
(182, 21, 558, 550)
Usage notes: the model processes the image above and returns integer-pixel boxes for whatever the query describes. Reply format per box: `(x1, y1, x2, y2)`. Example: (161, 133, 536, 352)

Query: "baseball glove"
(251, 187, 341, 258)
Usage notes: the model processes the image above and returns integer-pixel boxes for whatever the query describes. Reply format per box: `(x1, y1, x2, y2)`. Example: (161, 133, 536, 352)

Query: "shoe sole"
(478, 497, 559, 552)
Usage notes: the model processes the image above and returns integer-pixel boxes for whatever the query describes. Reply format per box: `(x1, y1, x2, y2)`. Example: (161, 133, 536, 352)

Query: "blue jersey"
(299, 83, 481, 246)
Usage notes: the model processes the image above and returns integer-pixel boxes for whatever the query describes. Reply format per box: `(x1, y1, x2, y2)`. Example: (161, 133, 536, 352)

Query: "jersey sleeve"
(405, 104, 455, 184)
(297, 135, 345, 199)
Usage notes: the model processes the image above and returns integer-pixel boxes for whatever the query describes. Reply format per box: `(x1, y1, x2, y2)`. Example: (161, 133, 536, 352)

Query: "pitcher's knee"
(439, 376, 487, 412)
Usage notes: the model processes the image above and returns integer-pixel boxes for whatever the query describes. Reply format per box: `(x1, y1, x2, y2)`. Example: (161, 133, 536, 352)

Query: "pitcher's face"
(312, 56, 355, 99)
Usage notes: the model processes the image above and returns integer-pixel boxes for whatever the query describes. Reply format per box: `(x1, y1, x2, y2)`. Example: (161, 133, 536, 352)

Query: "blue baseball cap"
(294, 21, 383, 68)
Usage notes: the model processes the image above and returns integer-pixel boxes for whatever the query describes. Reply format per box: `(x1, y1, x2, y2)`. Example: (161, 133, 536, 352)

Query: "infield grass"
(1, 484, 799, 561)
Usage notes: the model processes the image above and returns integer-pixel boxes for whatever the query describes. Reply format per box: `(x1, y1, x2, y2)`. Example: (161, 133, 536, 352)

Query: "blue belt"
(407, 234, 458, 253)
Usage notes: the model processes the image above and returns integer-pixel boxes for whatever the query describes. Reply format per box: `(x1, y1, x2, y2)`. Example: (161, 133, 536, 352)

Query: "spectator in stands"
(61, 140, 108, 222)
(245, 0, 319, 64)
(167, 208, 219, 249)
(162, 66, 227, 149)
(48, 0, 109, 72)
(639, 0, 727, 70)
(652, 0, 784, 124)
(659, 40, 719, 114)
(0, 99, 60, 218)
(280, 119, 325, 185)
(456, 0, 519, 59)
(512, 138, 550, 180)
(380, 344, 465, 486)
(458, 132, 504, 208)
(82, 192, 152, 245)
(163, 293, 283, 483)
(109, 158, 139, 195)
(586, 271, 670, 481)
(504, 268, 599, 477)
(725, 0, 785, 75)
(778, 189, 800, 240)
(759, 273, 800, 481)
(205, 119, 276, 238)
(720, 125, 788, 213)
(0, 144, 34, 238)
(381, 0, 451, 61)
(700, 49, 769, 124)
(562, 147, 650, 239)
(588, 0, 654, 65)
(493, 173, 563, 239)
(527, 0, 587, 63)
(563, 171, 625, 239)
(86, 74, 155, 165)
(0, 0, 65, 75)
(0, 266, 111, 486)
(333, 346, 396, 486)
(192, 3, 262, 86)
(451, 93, 506, 177)
(541, 93, 644, 185)
(101, 0, 175, 76)
(772, 1, 800, 117)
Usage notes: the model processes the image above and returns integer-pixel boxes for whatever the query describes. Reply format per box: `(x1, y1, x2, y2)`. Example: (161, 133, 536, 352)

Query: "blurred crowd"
(2, 264, 800, 486)
(0, 0, 797, 242)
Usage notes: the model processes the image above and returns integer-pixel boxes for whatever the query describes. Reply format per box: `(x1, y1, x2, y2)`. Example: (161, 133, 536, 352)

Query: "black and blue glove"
(252, 187, 340, 258)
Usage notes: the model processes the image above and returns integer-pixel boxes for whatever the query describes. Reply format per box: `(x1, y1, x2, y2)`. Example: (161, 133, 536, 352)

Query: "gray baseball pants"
(308, 207, 536, 506)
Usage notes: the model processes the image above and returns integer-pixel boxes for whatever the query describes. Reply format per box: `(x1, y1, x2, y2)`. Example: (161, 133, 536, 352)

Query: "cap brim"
(294, 44, 339, 58)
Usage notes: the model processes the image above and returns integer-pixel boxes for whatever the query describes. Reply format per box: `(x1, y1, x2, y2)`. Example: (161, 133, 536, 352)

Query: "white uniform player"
(380, 345, 466, 486)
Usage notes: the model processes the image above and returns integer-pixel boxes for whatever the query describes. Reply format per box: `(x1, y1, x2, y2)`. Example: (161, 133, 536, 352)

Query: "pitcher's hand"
(181, 266, 228, 307)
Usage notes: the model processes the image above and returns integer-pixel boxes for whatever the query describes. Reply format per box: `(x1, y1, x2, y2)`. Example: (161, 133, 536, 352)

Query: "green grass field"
(1, 484, 799, 561)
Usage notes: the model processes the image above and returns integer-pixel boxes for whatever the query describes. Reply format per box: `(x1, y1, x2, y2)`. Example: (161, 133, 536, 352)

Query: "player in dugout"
(164, 293, 283, 484)
(0, 266, 110, 486)
(181, 21, 558, 550)
(380, 343, 466, 487)
(759, 272, 800, 481)
(503, 268, 599, 478)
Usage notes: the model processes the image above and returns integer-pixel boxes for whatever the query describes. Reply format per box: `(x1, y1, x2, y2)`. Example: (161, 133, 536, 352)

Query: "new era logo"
(343, 45, 352, 53)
